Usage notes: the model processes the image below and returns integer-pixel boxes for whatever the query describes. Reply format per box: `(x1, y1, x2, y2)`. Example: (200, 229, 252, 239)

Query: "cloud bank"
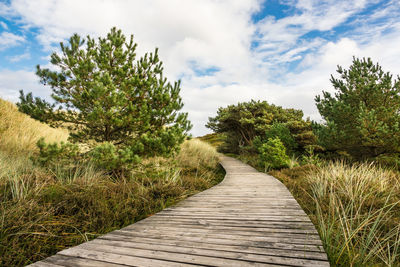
(1, 0, 400, 135)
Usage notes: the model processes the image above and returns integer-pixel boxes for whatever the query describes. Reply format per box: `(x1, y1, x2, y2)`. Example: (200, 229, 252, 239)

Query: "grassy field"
(0, 99, 224, 266)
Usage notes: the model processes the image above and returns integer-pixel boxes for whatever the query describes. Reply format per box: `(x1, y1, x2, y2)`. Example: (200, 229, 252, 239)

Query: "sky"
(1, 0, 400, 136)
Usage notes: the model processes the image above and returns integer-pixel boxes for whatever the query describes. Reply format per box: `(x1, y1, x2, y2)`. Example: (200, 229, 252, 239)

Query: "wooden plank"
(121, 225, 320, 240)
(88, 238, 329, 267)
(100, 234, 328, 261)
(124, 224, 321, 238)
(125, 221, 319, 235)
(109, 231, 325, 253)
(58, 247, 196, 267)
(139, 217, 317, 229)
(117, 228, 323, 245)
(29, 156, 329, 266)
(39, 254, 123, 267)
(75, 242, 276, 267)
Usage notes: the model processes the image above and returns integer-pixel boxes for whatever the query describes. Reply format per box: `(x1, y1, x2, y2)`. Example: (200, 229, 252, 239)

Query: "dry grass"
(0, 98, 68, 154)
(309, 161, 400, 266)
(177, 138, 220, 169)
(271, 161, 400, 266)
(0, 139, 223, 266)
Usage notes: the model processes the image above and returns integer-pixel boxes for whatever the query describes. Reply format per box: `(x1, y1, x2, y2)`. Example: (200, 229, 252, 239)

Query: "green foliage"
(315, 57, 400, 159)
(89, 142, 140, 171)
(258, 137, 290, 170)
(300, 146, 323, 166)
(207, 100, 315, 154)
(18, 27, 191, 169)
(17, 91, 57, 127)
(34, 138, 79, 167)
(263, 123, 297, 155)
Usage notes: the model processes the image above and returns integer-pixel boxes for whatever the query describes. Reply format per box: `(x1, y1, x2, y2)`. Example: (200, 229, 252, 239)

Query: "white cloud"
(1, 0, 400, 136)
(0, 21, 8, 30)
(0, 2, 15, 16)
(0, 69, 51, 102)
(0, 31, 25, 50)
(8, 51, 30, 62)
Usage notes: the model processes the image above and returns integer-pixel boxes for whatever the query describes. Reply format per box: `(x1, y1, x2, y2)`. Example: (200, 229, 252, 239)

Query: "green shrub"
(89, 142, 141, 172)
(264, 123, 297, 155)
(258, 137, 290, 170)
(34, 138, 79, 167)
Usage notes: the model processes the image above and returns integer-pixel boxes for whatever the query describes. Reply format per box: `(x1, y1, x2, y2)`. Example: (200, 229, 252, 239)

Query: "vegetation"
(0, 98, 68, 155)
(257, 137, 290, 170)
(2, 23, 400, 266)
(18, 27, 191, 171)
(198, 132, 225, 148)
(0, 99, 223, 266)
(315, 57, 400, 161)
(0, 28, 224, 266)
(206, 99, 316, 169)
(270, 162, 400, 266)
(207, 56, 400, 265)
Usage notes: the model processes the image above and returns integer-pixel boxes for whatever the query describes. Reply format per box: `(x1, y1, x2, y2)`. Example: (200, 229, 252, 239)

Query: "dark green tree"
(264, 123, 297, 155)
(206, 100, 315, 154)
(315, 57, 400, 159)
(18, 27, 191, 166)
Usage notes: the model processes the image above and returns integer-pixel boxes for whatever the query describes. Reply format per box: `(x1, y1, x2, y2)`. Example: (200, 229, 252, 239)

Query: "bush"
(89, 142, 141, 172)
(257, 137, 290, 170)
(261, 122, 297, 155)
(34, 138, 79, 167)
(0, 139, 224, 266)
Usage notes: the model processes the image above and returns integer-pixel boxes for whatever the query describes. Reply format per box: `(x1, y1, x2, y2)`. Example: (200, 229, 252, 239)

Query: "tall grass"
(0, 138, 223, 266)
(308, 161, 400, 266)
(271, 161, 400, 266)
(0, 98, 68, 154)
(177, 138, 220, 169)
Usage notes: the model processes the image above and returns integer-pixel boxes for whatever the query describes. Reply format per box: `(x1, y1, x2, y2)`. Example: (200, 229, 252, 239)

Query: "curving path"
(30, 156, 329, 267)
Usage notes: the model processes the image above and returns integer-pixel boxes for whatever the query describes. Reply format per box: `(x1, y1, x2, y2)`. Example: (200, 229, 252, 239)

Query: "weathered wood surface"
(29, 156, 329, 266)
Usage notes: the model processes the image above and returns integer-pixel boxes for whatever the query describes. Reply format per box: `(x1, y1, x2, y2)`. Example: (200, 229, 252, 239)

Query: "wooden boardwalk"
(30, 156, 329, 267)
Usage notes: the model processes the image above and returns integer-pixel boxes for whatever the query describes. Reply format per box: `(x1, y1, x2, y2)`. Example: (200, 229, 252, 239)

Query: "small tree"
(258, 137, 289, 170)
(315, 57, 400, 159)
(18, 27, 191, 168)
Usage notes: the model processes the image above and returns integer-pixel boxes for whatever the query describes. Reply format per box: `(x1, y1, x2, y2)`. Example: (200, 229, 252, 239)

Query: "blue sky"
(1, 0, 400, 135)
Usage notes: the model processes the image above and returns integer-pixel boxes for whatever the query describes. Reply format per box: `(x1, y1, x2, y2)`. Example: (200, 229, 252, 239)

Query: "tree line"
(17, 27, 400, 171)
(207, 57, 400, 169)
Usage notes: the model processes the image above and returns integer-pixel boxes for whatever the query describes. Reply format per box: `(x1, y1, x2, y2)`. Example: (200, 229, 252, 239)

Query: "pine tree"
(18, 27, 191, 166)
(206, 100, 315, 154)
(315, 57, 400, 159)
